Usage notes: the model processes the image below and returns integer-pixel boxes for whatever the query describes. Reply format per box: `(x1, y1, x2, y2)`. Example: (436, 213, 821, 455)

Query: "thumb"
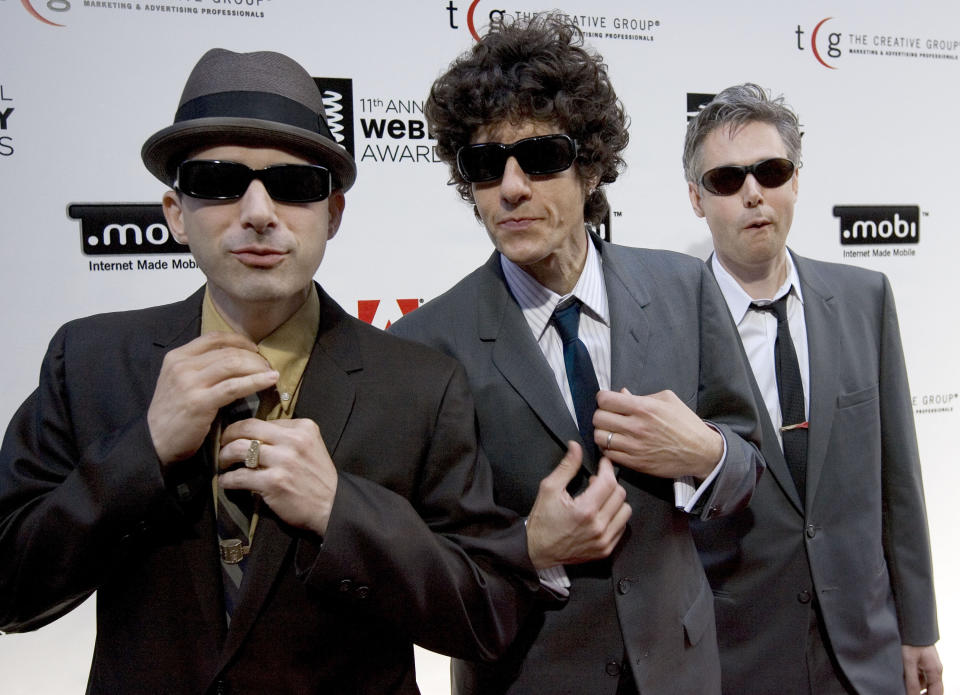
(543, 440, 584, 489)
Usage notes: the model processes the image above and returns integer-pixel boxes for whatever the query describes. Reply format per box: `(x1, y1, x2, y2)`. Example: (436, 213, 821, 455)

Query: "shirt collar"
(500, 233, 610, 339)
(200, 286, 319, 416)
(711, 250, 804, 325)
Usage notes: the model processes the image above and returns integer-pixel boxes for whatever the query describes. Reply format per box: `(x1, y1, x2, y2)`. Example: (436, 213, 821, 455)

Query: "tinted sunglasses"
(700, 158, 796, 196)
(457, 134, 577, 183)
(175, 160, 333, 203)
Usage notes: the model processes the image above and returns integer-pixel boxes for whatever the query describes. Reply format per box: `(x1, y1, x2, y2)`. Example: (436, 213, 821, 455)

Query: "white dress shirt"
(711, 253, 811, 449)
(501, 237, 723, 514)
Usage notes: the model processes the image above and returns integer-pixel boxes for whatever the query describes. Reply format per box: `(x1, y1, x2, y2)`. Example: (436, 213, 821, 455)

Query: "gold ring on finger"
(245, 439, 261, 469)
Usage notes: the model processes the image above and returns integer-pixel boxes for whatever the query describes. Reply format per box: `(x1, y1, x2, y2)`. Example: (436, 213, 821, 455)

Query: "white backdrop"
(1, 1, 956, 692)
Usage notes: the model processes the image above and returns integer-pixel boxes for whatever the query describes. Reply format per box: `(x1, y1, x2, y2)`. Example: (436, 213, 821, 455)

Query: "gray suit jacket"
(692, 251, 939, 694)
(391, 236, 764, 695)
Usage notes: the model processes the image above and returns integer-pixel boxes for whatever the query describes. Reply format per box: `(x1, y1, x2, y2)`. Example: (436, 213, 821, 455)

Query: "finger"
(221, 416, 280, 446)
(192, 347, 276, 383)
(541, 441, 583, 490)
(219, 438, 266, 471)
(573, 457, 619, 508)
(594, 427, 618, 453)
(902, 652, 923, 695)
(219, 467, 260, 492)
(206, 370, 280, 410)
(604, 500, 632, 549)
(596, 476, 628, 526)
(178, 331, 261, 357)
(595, 389, 642, 417)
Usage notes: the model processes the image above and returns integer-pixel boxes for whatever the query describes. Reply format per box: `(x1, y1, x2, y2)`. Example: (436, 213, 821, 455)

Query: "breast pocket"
(836, 383, 879, 409)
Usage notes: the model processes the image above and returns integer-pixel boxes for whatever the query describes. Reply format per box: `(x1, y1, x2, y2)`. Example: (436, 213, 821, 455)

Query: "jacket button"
(339, 579, 354, 593)
(805, 524, 817, 539)
(355, 585, 370, 599)
(605, 660, 621, 676)
(797, 590, 812, 604)
(213, 679, 228, 694)
(617, 578, 631, 595)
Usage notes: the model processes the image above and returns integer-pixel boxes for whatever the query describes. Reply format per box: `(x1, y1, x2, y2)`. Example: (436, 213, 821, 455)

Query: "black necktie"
(552, 299, 600, 461)
(751, 294, 808, 503)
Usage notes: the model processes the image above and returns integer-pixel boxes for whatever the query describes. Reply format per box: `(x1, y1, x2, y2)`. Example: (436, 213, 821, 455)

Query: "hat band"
(175, 90, 335, 142)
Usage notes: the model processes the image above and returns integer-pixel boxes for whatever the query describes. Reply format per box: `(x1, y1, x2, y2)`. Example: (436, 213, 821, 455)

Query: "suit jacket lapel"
(792, 253, 839, 512)
(477, 255, 587, 469)
(599, 240, 651, 394)
(218, 285, 359, 665)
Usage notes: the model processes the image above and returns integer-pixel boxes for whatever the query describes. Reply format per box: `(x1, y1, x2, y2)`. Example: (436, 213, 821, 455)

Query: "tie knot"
(751, 293, 789, 323)
(552, 299, 583, 344)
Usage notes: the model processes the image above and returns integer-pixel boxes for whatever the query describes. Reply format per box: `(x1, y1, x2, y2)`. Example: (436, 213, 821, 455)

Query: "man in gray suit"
(685, 84, 942, 695)
(392, 15, 763, 694)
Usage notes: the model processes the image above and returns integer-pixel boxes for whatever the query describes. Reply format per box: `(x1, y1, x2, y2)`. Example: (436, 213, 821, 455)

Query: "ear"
(162, 190, 189, 245)
(688, 181, 706, 218)
(325, 190, 346, 240)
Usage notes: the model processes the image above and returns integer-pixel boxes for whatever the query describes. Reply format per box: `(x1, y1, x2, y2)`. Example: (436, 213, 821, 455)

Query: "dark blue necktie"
(552, 299, 600, 461)
(752, 295, 808, 503)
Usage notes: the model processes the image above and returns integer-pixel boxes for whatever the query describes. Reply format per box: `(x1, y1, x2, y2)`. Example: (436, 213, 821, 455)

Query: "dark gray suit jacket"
(0, 285, 542, 695)
(391, 237, 764, 695)
(692, 251, 939, 694)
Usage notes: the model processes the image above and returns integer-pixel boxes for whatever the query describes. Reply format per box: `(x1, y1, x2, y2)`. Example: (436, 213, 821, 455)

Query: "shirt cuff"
(674, 422, 727, 512)
(537, 564, 571, 597)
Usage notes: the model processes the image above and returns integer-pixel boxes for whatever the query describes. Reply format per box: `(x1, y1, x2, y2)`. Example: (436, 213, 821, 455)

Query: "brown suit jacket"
(0, 285, 540, 694)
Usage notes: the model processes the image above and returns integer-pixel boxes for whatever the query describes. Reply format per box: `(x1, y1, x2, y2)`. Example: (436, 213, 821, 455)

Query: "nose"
(499, 157, 532, 205)
(238, 179, 279, 233)
(740, 173, 764, 208)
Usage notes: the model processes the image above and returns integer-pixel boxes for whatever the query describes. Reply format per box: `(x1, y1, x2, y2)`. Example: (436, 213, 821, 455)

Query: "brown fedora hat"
(142, 48, 356, 191)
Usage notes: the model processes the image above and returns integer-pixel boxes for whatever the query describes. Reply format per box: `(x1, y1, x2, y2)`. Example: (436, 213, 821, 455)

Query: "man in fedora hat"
(0, 48, 614, 694)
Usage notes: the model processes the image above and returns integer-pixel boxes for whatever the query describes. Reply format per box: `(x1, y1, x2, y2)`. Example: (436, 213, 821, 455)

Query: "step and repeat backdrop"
(2, 1, 957, 692)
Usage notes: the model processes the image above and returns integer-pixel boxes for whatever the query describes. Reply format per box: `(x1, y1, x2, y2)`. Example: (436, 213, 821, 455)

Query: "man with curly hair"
(392, 14, 764, 695)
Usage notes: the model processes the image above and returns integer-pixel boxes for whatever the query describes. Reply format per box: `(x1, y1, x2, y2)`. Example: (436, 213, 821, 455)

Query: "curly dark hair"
(426, 12, 628, 226)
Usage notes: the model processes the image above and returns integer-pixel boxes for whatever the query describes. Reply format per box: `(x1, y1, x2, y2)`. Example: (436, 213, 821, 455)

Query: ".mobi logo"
(833, 205, 919, 245)
(69, 204, 189, 255)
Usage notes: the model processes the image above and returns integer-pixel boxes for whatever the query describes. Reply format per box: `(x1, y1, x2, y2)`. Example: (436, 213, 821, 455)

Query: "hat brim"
(141, 116, 357, 192)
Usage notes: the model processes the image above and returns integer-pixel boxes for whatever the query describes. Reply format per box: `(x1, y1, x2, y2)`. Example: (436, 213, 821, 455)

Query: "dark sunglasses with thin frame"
(699, 157, 796, 196)
(175, 160, 333, 203)
(456, 134, 578, 183)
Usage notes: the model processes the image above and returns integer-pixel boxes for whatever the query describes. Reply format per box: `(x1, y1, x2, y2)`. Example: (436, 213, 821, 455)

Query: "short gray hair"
(683, 83, 801, 184)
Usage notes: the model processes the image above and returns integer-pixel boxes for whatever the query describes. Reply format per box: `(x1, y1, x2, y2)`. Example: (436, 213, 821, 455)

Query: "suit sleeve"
(293, 362, 544, 662)
(876, 275, 939, 645)
(0, 325, 182, 632)
(691, 264, 765, 520)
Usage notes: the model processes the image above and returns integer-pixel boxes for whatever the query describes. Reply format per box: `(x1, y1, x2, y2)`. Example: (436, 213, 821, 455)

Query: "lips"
(744, 218, 772, 230)
(231, 246, 287, 268)
(498, 216, 539, 231)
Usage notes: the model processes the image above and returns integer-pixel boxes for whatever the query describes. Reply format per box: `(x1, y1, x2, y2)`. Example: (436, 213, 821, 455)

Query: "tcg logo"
(796, 18, 842, 69)
(21, 0, 70, 26)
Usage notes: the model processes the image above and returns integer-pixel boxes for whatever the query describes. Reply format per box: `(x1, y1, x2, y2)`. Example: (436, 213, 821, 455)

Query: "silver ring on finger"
(606, 431, 614, 450)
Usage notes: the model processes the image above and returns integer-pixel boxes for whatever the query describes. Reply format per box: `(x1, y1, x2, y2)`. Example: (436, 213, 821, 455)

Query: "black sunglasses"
(700, 158, 796, 196)
(175, 160, 333, 203)
(456, 134, 578, 183)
